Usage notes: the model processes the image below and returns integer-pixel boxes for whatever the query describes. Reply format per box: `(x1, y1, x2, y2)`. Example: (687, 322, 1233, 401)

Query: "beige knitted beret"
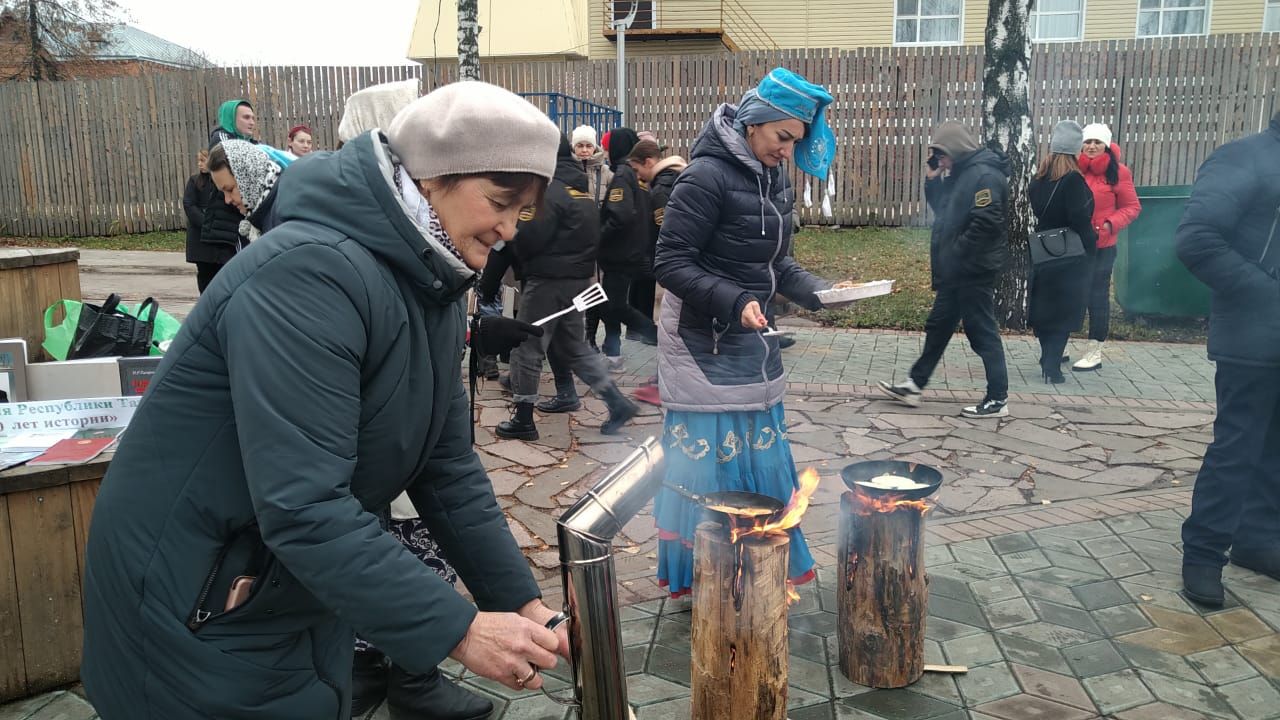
(385, 81, 560, 181)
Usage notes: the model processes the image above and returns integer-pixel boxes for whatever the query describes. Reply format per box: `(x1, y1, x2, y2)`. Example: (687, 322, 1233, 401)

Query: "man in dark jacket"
(1178, 112, 1280, 607)
(497, 135, 639, 439)
(597, 127, 659, 372)
(880, 121, 1011, 418)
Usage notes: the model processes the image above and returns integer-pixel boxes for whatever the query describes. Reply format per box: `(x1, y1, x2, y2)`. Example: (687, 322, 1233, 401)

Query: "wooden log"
(837, 491, 929, 688)
(691, 523, 788, 720)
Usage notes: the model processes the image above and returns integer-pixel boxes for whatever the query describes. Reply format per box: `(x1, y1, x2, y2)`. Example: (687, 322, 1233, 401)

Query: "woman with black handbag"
(1028, 120, 1097, 384)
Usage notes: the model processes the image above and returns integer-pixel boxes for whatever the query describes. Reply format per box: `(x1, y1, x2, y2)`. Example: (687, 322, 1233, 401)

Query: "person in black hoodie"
(1028, 121, 1097, 384)
(596, 127, 658, 373)
(183, 150, 236, 293)
(496, 135, 639, 440)
(1178, 112, 1280, 608)
(880, 121, 1011, 418)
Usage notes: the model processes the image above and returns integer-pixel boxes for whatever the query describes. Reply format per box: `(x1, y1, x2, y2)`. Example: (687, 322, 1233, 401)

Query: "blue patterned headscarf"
(733, 67, 836, 180)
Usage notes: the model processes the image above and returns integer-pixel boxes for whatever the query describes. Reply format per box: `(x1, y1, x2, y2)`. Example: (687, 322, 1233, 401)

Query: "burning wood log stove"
(688, 468, 820, 720)
(836, 460, 942, 688)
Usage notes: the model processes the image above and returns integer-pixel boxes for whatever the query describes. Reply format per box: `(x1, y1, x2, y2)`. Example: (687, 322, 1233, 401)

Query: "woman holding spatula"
(650, 68, 839, 598)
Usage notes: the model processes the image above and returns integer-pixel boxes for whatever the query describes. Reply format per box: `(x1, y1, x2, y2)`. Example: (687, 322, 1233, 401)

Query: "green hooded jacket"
(81, 130, 541, 719)
(208, 99, 251, 148)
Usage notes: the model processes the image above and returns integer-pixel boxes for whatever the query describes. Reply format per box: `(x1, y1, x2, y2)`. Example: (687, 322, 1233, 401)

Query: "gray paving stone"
(943, 633, 1005, 667)
(949, 428, 1087, 463)
(841, 689, 962, 720)
(1129, 411, 1215, 430)
(1001, 622, 1101, 649)
(1063, 639, 1128, 677)
(633, 697, 689, 719)
(1072, 580, 1133, 611)
(1139, 669, 1236, 718)
(969, 578, 1024, 605)
(956, 662, 1022, 706)
(1093, 604, 1155, 636)
(625, 674, 691, 706)
(1187, 646, 1260, 685)
(1115, 641, 1206, 682)
(1078, 466, 1165, 488)
(984, 598, 1039, 630)
(929, 573, 978, 603)
(930, 594, 991, 629)
(1099, 553, 1155, 578)
(999, 420, 1088, 451)
(22, 693, 93, 720)
(1031, 477, 1133, 503)
(1031, 599, 1105, 636)
(484, 439, 562, 467)
(1079, 535, 1132, 559)
(1000, 549, 1052, 574)
(1028, 531, 1090, 557)
(1058, 407, 1136, 425)
(1016, 456, 1095, 480)
(909, 671, 964, 706)
(1019, 566, 1108, 589)
(1217, 676, 1280, 720)
(925, 616, 988, 642)
(1018, 578, 1086, 608)
(1082, 669, 1154, 715)
(988, 533, 1037, 555)
(995, 633, 1074, 674)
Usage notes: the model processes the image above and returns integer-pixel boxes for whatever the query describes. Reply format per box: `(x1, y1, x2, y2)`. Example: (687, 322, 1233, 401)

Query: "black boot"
(537, 392, 581, 413)
(386, 664, 493, 720)
(598, 384, 639, 435)
(1182, 563, 1224, 607)
(496, 402, 539, 440)
(477, 355, 500, 381)
(351, 649, 388, 717)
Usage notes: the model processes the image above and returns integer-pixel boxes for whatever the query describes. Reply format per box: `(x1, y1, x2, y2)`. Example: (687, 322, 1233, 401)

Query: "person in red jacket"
(1074, 123, 1141, 371)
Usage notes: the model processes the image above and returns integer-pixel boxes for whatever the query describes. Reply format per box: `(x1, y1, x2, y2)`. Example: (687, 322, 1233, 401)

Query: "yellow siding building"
(409, 1, 1278, 62)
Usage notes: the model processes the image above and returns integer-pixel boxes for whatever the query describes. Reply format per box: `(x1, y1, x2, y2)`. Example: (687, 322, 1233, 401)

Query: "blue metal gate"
(519, 93, 621, 136)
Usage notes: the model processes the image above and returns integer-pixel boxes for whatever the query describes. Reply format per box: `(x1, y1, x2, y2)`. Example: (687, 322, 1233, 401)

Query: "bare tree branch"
(1, 0, 124, 81)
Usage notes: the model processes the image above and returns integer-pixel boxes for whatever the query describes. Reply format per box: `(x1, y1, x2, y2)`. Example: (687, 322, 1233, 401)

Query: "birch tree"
(982, 0, 1035, 329)
(457, 0, 481, 81)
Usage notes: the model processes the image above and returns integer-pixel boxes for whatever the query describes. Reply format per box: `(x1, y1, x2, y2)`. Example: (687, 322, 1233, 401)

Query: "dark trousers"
(1084, 246, 1117, 341)
(510, 277, 611, 404)
(1181, 362, 1280, 568)
(909, 285, 1009, 401)
(600, 269, 656, 356)
(629, 274, 657, 323)
(195, 262, 222, 294)
(1037, 332, 1070, 377)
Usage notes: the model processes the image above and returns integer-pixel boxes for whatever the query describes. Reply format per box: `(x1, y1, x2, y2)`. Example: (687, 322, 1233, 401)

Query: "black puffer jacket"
(925, 148, 1010, 290)
(653, 103, 829, 412)
(183, 173, 225, 265)
(598, 163, 652, 273)
(1177, 112, 1280, 368)
(200, 199, 244, 264)
(514, 149, 598, 280)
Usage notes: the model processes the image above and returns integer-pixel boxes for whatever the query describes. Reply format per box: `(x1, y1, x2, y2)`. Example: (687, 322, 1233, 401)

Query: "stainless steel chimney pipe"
(554, 437, 665, 720)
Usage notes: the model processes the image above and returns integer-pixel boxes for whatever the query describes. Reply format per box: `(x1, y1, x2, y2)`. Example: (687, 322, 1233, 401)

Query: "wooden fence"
(0, 34, 1277, 237)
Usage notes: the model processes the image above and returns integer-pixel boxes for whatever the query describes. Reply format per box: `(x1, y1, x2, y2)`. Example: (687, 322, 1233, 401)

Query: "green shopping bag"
(43, 298, 183, 360)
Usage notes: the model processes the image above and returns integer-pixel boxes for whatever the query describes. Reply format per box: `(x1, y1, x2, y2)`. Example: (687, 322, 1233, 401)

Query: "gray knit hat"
(1050, 120, 1084, 155)
(928, 121, 980, 160)
(386, 81, 560, 181)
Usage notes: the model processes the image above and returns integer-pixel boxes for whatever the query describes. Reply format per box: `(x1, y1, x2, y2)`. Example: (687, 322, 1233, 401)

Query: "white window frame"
(612, 1, 657, 31)
(1265, 0, 1280, 32)
(1031, 0, 1086, 42)
(1135, 0, 1211, 38)
(893, 0, 965, 47)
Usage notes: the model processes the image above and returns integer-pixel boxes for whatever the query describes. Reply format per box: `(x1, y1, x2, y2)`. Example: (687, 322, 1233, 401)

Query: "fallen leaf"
(1139, 594, 1154, 601)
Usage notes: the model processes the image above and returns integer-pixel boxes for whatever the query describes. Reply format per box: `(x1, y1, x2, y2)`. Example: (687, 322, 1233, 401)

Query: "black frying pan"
(840, 460, 943, 501)
(662, 483, 785, 517)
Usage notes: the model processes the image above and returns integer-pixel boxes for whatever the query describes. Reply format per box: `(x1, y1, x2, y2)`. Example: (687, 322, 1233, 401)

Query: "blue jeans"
(1181, 362, 1280, 567)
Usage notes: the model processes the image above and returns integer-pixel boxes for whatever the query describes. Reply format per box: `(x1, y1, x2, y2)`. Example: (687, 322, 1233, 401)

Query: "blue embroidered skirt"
(654, 404, 816, 597)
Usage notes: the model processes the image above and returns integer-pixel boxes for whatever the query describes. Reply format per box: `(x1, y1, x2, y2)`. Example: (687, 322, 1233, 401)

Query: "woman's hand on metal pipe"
(740, 300, 768, 330)
(449, 611, 559, 691)
(519, 599, 571, 659)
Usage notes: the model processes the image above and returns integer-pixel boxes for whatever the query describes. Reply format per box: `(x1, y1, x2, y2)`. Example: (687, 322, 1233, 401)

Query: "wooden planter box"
(0, 456, 107, 701)
(0, 248, 81, 363)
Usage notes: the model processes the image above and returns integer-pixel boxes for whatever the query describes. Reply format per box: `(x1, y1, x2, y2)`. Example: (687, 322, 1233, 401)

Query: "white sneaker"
(878, 379, 922, 407)
(606, 355, 626, 374)
(1072, 341, 1103, 371)
(962, 397, 1008, 418)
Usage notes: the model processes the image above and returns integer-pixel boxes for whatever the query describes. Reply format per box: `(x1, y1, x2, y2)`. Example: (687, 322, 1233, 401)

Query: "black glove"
(469, 315, 543, 356)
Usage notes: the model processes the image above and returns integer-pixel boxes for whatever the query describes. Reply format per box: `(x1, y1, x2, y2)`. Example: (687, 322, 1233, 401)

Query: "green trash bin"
(1113, 185, 1211, 317)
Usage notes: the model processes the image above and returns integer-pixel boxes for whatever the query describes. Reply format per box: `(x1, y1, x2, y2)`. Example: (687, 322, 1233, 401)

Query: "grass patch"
(0, 231, 185, 252)
(792, 226, 1207, 343)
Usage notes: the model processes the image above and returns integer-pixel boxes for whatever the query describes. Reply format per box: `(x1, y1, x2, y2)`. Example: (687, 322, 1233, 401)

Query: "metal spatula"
(531, 282, 609, 326)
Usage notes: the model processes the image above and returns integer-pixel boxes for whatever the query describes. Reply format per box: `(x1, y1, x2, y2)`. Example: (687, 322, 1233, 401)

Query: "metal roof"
(83, 25, 212, 69)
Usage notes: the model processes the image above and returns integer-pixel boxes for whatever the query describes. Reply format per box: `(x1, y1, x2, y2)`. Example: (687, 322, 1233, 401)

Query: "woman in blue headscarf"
(651, 68, 838, 598)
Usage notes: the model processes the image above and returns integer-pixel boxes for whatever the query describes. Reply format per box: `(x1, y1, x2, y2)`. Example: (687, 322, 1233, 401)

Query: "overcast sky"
(112, 0, 422, 66)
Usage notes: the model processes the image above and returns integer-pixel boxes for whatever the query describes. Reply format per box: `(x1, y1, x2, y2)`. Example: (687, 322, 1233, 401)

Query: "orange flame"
(785, 579, 800, 604)
(847, 487, 933, 515)
(730, 468, 821, 544)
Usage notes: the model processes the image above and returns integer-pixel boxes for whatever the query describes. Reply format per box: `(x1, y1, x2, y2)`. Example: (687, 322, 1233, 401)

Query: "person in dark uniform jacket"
(1028, 120, 1097, 384)
(1179, 112, 1280, 607)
